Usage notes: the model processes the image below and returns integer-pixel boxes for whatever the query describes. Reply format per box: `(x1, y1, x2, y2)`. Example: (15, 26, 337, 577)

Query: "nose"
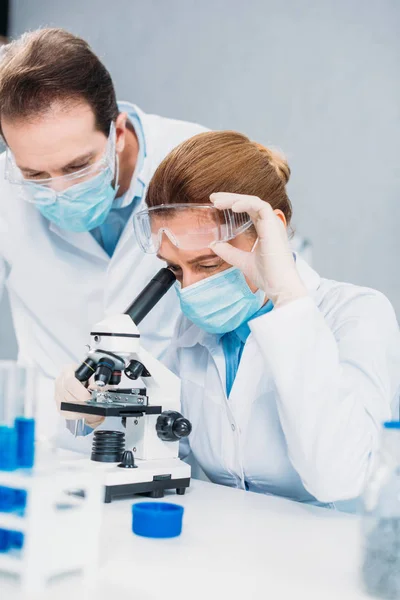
(181, 271, 208, 289)
(49, 178, 75, 193)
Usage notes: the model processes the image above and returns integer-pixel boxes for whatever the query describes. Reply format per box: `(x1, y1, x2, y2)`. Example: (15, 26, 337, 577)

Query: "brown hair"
(146, 130, 292, 225)
(0, 28, 119, 138)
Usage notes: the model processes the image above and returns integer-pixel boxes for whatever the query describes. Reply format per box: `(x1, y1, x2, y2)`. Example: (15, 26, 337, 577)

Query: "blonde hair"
(252, 143, 291, 185)
(146, 130, 292, 224)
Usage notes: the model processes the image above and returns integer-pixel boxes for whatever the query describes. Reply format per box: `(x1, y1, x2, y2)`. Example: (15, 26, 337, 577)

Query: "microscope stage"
(61, 400, 162, 417)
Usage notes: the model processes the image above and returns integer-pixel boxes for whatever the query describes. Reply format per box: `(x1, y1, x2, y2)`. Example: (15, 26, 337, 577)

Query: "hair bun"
(253, 143, 290, 185)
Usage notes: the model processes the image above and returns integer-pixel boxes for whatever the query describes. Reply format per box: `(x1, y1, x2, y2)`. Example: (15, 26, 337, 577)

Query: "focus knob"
(156, 411, 192, 442)
(118, 450, 136, 469)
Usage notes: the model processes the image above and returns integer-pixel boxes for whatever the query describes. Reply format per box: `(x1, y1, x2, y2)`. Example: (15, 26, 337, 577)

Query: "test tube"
(14, 364, 37, 469)
(0, 362, 38, 470)
(0, 362, 18, 471)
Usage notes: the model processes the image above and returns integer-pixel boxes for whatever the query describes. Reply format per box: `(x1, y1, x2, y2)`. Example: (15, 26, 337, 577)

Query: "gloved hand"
(55, 365, 105, 429)
(210, 192, 307, 308)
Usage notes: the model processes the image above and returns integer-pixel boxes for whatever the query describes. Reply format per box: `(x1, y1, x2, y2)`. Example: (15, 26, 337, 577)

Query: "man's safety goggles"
(133, 204, 253, 253)
(4, 122, 116, 205)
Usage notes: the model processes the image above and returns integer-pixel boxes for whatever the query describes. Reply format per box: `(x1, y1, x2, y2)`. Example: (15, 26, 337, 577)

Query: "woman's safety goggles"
(4, 122, 117, 206)
(133, 204, 253, 253)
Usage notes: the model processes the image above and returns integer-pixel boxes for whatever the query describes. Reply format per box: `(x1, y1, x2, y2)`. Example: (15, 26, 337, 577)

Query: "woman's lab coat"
(0, 103, 206, 438)
(167, 257, 400, 504)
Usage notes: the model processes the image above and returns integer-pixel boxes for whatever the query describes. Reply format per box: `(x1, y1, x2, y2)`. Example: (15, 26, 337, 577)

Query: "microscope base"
(104, 476, 190, 503)
(64, 456, 191, 503)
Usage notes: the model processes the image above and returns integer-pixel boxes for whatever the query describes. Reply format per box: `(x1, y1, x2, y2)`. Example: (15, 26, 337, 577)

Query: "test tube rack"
(0, 464, 104, 597)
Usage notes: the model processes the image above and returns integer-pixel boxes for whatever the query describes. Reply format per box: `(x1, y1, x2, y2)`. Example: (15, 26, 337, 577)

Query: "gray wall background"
(1, 0, 399, 358)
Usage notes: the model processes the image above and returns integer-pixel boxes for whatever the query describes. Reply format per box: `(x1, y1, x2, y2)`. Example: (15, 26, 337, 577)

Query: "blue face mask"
(13, 123, 119, 233)
(176, 267, 265, 335)
(29, 160, 119, 233)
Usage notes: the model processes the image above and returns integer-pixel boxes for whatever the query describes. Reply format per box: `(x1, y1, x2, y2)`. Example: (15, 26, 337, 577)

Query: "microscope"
(61, 268, 192, 503)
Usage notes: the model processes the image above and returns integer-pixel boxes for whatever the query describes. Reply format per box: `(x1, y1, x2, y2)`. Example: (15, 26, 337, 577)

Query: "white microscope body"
(61, 269, 192, 502)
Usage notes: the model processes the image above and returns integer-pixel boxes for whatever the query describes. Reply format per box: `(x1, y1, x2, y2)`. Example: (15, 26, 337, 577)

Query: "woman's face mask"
(175, 266, 265, 334)
(156, 215, 264, 334)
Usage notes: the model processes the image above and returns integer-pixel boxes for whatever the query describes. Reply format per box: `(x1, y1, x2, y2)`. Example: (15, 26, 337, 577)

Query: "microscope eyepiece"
(125, 268, 176, 325)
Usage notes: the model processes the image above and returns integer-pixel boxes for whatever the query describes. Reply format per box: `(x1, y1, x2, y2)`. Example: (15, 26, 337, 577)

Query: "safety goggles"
(4, 122, 116, 206)
(133, 204, 253, 253)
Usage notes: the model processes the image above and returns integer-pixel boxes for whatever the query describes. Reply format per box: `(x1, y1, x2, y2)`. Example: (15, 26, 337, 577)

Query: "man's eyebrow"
(157, 253, 218, 265)
(19, 152, 95, 173)
(62, 151, 95, 169)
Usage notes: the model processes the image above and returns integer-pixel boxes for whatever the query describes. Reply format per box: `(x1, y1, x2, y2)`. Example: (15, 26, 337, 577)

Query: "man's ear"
(115, 112, 128, 153)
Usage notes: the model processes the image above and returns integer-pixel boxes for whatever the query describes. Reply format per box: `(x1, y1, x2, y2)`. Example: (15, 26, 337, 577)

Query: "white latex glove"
(210, 192, 307, 308)
(55, 364, 105, 429)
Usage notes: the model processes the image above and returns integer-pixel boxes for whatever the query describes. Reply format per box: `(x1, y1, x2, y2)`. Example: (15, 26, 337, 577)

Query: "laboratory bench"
(2, 478, 370, 600)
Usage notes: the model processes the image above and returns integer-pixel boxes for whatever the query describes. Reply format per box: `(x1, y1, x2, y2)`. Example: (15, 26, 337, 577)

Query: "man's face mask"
(5, 122, 119, 232)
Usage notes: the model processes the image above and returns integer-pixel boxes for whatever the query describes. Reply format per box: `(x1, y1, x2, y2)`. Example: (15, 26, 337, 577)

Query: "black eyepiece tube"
(125, 268, 176, 325)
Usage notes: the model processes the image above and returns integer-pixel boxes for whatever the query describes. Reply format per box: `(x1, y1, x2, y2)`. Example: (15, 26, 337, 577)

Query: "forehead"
(153, 209, 222, 260)
(2, 100, 105, 170)
(158, 233, 217, 261)
(151, 207, 219, 231)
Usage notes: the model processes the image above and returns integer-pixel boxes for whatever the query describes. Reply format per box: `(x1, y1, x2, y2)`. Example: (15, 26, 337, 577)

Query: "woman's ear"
(274, 209, 287, 228)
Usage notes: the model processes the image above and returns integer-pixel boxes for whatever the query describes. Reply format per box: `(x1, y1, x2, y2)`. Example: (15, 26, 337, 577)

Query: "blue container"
(0, 486, 16, 512)
(13, 489, 27, 514)
(132, 502, 184, 538)
(383, 421, 400, 429)
(0, 487, 27, 514)
(15, 417, 35, 469)
(9, 530, 24, 550)
(0, 426, 17, 471)
(0, 528, 11, 552)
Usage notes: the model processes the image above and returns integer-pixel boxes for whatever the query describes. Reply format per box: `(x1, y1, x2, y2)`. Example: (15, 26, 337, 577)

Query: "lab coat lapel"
(49, 222, 109, 262)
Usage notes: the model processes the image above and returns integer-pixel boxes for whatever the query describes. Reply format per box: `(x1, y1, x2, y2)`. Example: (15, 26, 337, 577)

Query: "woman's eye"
(168, 265, 181, 273)
(198, 263, 222, 271)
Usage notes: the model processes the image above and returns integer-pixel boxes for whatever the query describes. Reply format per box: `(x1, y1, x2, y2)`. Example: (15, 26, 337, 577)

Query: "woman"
(57, 131, 400, 505)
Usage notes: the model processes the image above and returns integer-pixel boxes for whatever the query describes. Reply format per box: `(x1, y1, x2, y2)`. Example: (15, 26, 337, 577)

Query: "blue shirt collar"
(236, 299, 274, 342)
(217, 299, 274, 345)
(217, 255, 296, 344)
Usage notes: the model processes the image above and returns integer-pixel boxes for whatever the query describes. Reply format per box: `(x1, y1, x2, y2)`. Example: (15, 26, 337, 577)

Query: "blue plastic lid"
(384, 421, 400, 429)
(132, 502, 184, 538)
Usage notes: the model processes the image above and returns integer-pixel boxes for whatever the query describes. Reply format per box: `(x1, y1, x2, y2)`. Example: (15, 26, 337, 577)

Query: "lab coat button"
(231, 424, 236, 432)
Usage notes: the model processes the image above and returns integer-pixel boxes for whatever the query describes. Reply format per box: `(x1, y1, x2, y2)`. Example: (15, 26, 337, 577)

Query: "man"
(0, 28, 207, 441)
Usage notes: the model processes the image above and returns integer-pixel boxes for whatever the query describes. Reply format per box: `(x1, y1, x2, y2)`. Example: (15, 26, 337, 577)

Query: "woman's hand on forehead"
(210, 192, 307, 307)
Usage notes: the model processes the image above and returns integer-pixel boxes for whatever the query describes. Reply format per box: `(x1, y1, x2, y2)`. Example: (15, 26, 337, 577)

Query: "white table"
(3, 478, 371, 600)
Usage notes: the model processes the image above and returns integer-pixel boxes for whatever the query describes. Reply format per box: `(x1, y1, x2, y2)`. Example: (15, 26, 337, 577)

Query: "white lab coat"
(0, 103, 207, 440)
(166, 257, 400, 505)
